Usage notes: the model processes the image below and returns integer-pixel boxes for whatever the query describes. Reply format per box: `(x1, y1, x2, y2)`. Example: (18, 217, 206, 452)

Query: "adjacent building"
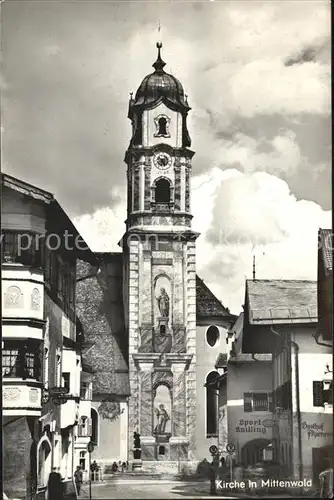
(225, 299, 273, 467)
(1, 173, 96, 499)
(216, 277, 332, 487)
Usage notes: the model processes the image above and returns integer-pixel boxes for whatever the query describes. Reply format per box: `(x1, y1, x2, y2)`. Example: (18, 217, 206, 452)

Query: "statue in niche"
(133, 432, 141, 449)
(154, 404, 170, 434)
(157, 288, 169, 318)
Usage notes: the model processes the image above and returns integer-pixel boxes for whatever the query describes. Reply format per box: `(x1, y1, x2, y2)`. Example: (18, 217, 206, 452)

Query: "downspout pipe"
(270, 327, 303, 482)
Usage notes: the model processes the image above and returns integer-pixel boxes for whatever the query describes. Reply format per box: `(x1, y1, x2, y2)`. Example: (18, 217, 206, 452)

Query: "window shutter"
(87, 418, 92, 437)
(313, 381, 324, 406)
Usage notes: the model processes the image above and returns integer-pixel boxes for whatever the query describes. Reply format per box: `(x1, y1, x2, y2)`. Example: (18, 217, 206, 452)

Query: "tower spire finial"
(153, 40, 166, 72)
(252, 254, 256, 280)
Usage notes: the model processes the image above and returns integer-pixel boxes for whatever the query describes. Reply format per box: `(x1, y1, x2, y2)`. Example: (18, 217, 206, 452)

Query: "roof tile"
(196, 275, 232, 318)
(246, 280, 317, 325)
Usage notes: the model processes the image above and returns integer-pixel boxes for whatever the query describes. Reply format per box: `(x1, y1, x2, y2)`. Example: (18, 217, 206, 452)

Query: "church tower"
(122, 43, 199, 470)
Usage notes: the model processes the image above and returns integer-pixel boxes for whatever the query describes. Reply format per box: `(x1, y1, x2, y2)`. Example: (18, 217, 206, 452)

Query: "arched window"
(206, 371, 219, 437)
(154, 115, 170, 137)
(158, 117, 167, 136)
(155, 179, 171, 203)
(206, 326, 220, 347)
(91, 408, 98, 445)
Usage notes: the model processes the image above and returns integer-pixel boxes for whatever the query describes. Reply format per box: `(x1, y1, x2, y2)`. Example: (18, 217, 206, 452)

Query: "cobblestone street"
(78, 480, 237, 499)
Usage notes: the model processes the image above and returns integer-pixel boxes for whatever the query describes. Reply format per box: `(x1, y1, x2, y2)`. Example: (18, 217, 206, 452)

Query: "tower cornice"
(124, 145, 195, 164)
(118, 227, 200, 249)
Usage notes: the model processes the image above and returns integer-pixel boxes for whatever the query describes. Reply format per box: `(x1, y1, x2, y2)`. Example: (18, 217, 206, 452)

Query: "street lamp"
(87, 441, 95, 500)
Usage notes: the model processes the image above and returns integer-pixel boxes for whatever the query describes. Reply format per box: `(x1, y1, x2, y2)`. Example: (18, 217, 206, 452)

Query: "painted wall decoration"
(153, 384, 172, 435)
(98, 401, 124, 422)
(31, 288, 41, 311)
(4, 285, 23, 308)
(3, 387, 21, 400)
(154, 275, 172, 327)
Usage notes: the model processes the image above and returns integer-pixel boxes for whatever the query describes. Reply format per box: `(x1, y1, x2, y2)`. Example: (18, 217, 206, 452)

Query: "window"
(155, 179, 171, 203)
(313, 381, 333, 406)
(206, 326, 220, 347)
(62, 372, 70, 393)
(206, 371, 219, 436)
(44, 348, 49, 388)
(91, 408, 98, 445)
(80, 381, 93, 400)
(324, 381, 333, 405)
(1, 231, 44, 268)
(158, 445, 165, 455)
(2, 341, 41, 380)
(79, 451, 86, 470)
(78, 417, 92, 438)
(243, 392, 273, 412)
(56, 353, 61, 386)
(154, 115, 170, 138)
(160, 325, 166, 334)
(158, 118, 167, 135)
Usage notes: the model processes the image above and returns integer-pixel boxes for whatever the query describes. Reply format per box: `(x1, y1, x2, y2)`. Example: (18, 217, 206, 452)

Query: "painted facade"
(1, 174, 95, 499)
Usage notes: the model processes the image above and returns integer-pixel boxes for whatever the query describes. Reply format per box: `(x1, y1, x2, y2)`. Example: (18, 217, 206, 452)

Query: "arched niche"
(153, 274, 172, 328)
(152, 383, 172, 436)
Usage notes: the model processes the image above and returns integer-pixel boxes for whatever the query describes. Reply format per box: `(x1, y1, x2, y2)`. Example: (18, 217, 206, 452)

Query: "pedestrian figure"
(209, 465, 216, 495)
(91, 460, 98, 481)
(47, 467, 63, 500)
(319, 460, 333, 498)
(74, 466, 83, 495)
(121, 462, 126, 473)
(111, 461, 118, 473)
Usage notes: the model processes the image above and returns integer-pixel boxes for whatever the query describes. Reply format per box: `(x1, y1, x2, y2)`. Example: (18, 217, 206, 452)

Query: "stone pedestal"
(141, 436, 156, 461)
(132, 459, 143, 471)
(169, 437, 189, 461)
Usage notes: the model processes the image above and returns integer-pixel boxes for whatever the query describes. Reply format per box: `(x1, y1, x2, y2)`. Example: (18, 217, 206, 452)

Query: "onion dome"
(128, 43, 190, 117)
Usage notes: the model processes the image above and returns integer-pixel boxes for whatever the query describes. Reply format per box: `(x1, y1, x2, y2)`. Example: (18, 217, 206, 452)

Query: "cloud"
(73, 191, 126, 252)
(193, 168, 331, 313)
(219, 129, 301, 175)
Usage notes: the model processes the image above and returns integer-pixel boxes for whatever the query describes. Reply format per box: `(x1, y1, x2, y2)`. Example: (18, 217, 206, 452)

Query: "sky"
(2, 0, 332, 314)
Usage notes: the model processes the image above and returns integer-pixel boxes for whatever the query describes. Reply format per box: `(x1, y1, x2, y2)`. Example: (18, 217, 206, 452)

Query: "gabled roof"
(196, 275, 234, 319)
(1, 173, 54, 204)
(319, 229, 332, 273)
(246, 280, 317, 325)
(2, 172, 96, 265)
